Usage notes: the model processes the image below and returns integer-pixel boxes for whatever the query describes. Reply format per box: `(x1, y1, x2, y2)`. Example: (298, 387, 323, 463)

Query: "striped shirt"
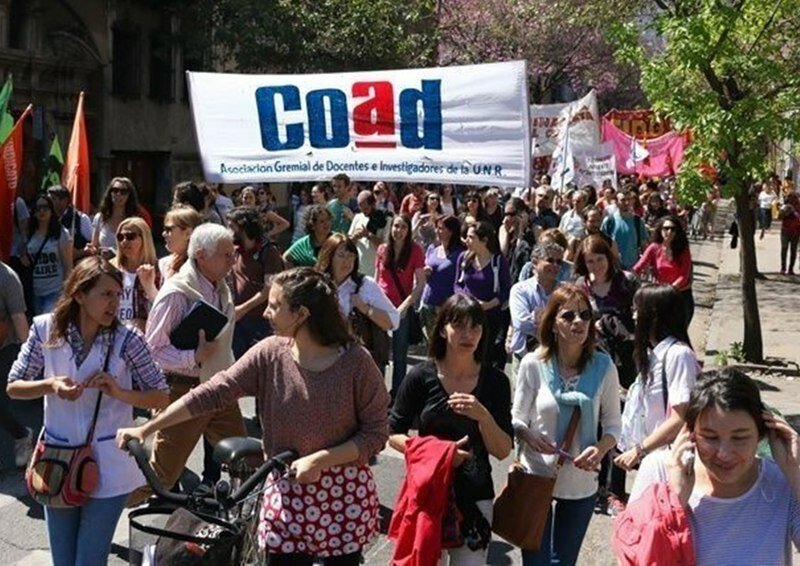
(630, 451, 800, 565)
(9, 322, 167, 391)
(145, 271, 220, 377)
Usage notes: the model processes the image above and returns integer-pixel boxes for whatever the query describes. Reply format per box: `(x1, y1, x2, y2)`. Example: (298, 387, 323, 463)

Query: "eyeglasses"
(542, 257, 564, 265)
(35, 204, 50, 212)
(116, 231, 140, 242)
(111, 187, 130, 195)
(559, 309, 592, 323)
(661, 226, 676, 232)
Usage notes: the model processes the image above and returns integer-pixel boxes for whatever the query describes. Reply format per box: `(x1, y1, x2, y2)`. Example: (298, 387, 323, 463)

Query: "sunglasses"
(111, 187, 130, 195)
(35, 204, 51, 212)
(163, 224, 177, 234)
(542, 257, 564, 265)
(559, 309, 592, 323)
(117, 231, 140, 242)
(662, 226, 677, 232)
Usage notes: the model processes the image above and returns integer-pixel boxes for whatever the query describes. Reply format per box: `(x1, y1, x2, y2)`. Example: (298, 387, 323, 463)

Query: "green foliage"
(612, 0, 800, 198)
(174, 0, 438, 73)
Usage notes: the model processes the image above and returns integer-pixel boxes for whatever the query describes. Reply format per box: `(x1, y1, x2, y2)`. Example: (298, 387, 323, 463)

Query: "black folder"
(169, 300, 228, 350)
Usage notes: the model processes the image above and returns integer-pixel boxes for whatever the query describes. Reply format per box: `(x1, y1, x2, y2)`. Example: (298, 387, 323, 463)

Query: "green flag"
(40, 135, 64, 191)
(0, 76, 13, 143)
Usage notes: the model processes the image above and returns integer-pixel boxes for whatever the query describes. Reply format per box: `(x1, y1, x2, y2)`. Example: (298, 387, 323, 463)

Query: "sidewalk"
(705, 216, 800, 370)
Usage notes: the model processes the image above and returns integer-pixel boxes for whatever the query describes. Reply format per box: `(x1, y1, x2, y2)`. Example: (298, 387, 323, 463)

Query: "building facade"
(0, 0, 202, 222)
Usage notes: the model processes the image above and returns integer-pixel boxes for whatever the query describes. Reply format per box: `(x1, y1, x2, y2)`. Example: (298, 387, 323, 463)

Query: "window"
(112, 24, 141, 98)
(149, 33, 173, 102)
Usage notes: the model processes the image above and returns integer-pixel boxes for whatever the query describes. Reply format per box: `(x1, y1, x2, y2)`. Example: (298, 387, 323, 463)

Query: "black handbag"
(349, 277, 391, 368)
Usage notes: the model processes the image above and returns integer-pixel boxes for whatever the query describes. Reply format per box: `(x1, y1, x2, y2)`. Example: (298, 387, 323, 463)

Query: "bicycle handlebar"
(125, 438, 297, 511)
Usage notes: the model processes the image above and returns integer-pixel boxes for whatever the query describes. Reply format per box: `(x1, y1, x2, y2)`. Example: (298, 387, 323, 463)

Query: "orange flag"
(0, 104, 32, 261)
(62, 92, 90, 213)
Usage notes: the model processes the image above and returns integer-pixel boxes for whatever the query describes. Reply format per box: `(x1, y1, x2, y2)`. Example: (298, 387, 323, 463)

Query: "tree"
(173, 0, 438, 74)
(613, 0, 800, 362)
(437, 0, 644, 107)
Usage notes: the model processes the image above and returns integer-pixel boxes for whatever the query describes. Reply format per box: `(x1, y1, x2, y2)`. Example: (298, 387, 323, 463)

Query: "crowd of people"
(0, 171, 798, 565)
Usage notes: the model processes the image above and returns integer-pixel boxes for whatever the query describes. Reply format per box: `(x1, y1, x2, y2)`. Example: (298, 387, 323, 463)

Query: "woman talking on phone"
(616, 368, 800, 565)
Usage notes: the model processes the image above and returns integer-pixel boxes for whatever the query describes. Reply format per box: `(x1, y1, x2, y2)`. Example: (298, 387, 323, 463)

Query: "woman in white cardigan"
(512, 284, 621, 566)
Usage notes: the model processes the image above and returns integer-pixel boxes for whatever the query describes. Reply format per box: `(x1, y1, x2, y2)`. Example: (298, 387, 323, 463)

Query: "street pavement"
(2, 201, 800, 565)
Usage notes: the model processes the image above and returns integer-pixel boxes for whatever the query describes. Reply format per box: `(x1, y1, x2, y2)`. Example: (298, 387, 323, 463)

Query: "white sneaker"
(13, 427, 34, 468)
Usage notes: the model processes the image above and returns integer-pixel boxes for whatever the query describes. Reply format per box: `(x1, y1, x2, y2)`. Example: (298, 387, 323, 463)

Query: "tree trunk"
(732, 185, 764, 362)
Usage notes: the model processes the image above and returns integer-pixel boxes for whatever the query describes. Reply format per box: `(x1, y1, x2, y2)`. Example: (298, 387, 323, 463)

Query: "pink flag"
(601, 118, 686, 177)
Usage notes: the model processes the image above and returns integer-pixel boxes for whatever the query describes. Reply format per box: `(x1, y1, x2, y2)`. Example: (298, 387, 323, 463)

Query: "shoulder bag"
(25, 333, 114, 508)
(492, 407, 581, 551)
(387, 266, 425, 346)
(349, 277, 391, 368)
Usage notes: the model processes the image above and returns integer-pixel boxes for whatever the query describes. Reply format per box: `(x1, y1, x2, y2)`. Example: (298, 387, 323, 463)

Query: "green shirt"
(327, 199, 352, 234)
(285, 235, 321, 267)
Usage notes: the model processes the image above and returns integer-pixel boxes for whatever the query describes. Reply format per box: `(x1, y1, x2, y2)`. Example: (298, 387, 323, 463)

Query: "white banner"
(187, 62, 531, 187)
(574, 142, 618, 190)
(530, 90, 599, 158)
(548, 90, 601, 189)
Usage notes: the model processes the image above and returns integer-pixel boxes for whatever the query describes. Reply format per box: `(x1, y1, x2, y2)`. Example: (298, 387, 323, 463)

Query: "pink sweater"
(633, 243, 692, 289)
(182, 336, 390, 465)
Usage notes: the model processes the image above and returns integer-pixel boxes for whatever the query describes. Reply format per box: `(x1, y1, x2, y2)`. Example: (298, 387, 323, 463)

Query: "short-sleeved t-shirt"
(327, 199, 352, 234)
(642, 337, 700, 435)
(27, 228, 70, 297)
(630, 451, 800, 565)
(389, 360, 513, 501)
(118, 269, 137, 324)
(284, 234, 322, 267)
(0, 262, 25, 345)
(375, 243, 425, 307)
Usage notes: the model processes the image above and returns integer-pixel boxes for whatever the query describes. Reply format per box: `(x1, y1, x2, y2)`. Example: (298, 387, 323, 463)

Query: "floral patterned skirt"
(258, 464, 379, 557)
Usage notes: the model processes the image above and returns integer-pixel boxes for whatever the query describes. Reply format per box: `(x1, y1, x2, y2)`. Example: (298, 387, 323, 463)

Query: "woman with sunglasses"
(632, 215, 694, 325)
(158, 205, 203, 281)
(110, 217, 159, 332)
(412, 191, 443, 249)
(512, 284, 621, 565)
(315, 234, 399, 375)
(614, 285, 700, 483)
(460, 190, 489, 232)
(253, 185, 290, 242)
(91, 177, 141, 257)
(388, 294, 513, 563)
(24, 195, 73, 315)
(573, 235, 639, 515)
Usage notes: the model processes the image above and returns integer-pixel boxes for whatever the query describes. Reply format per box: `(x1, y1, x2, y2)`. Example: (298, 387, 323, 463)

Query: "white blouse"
(337, 276, 400, 330)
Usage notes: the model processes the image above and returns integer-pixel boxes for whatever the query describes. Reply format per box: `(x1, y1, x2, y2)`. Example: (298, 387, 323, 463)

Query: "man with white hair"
(135, 223, 244, 502)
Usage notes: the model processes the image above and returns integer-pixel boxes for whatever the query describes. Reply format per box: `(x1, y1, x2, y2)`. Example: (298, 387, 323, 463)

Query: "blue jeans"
(391, 312, 411, 397)
(521, 494, 596, 566)
(45, 493, 128, 566)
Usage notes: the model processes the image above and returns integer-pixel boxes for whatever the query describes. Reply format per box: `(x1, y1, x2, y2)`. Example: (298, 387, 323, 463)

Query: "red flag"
(0, 104, 32, 261)
(62, 92, 90, 213)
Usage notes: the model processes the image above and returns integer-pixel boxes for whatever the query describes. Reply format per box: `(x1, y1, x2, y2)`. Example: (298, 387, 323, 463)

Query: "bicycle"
(125, 436, 296, 565)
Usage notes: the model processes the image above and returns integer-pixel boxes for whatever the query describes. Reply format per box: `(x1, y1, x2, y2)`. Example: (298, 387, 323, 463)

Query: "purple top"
(454, 251, 511, 310)
(421, 243, 464, 307)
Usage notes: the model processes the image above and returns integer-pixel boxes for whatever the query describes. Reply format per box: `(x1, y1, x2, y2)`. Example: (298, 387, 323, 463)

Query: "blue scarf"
(537, 351, 611, 451)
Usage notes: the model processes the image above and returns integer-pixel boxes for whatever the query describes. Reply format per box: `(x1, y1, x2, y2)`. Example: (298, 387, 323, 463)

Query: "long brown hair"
(272, 267, 355, 347)
(537, 284, 597, 372)
(47, 256, 123, 346)
(315, 233, 360, 282)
